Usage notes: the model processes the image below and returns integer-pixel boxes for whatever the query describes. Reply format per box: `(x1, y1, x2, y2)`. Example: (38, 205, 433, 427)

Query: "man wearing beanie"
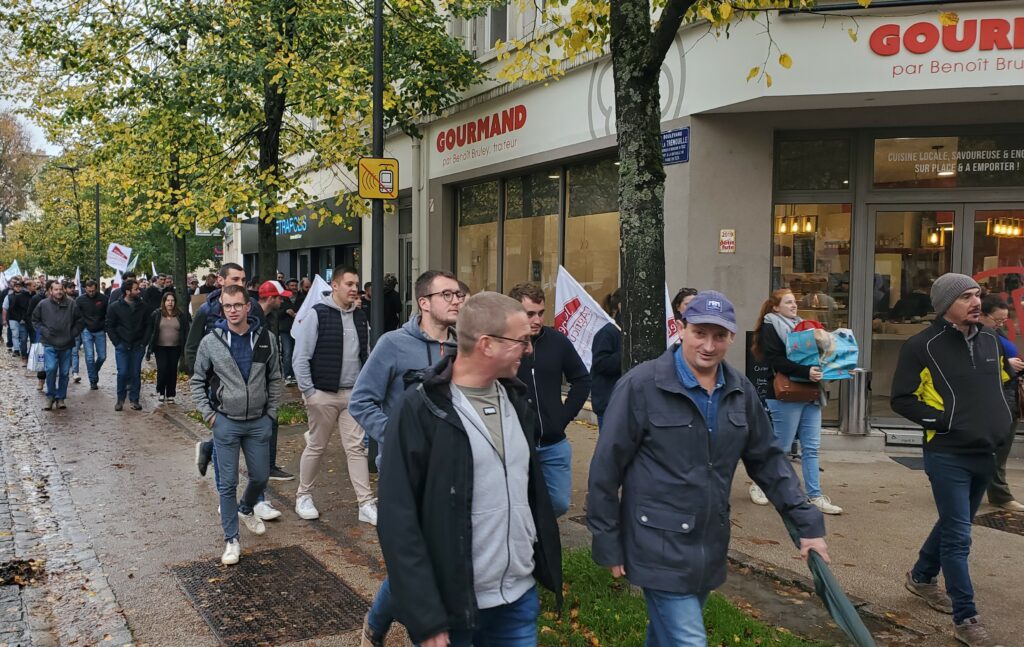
(892, 272, 1011, 647)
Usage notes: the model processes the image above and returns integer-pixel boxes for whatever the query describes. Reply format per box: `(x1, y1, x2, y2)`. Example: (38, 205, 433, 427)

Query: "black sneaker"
(130, 401, 142, 411)
(56, 399, 66, 410)
(90, 383, 98, 390)
(195, 441, 213, 477)
(269, 467, 294, 481)
(114, 400, 124, 411)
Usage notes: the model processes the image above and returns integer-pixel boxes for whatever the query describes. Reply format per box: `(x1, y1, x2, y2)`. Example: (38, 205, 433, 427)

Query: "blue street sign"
(662, 127, 690, 165)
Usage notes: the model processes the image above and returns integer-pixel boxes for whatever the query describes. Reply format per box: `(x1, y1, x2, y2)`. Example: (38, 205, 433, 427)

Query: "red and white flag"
(291, 274, 333, 339)
(554, 266, 613, 371)
(105, 243, 132, 272)
(111, 270, 123, 289)
(665, 284, 681, 348)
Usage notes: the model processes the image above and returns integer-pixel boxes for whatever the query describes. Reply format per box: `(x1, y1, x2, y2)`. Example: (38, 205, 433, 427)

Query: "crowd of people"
(1, 261, 1018, 647)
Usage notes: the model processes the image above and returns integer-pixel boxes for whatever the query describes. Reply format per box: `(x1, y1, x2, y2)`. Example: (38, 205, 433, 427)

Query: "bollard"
(840, 368, 871, 435)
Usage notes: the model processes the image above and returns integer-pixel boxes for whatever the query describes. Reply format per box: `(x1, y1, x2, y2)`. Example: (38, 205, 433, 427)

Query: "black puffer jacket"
(515, 326, 591, 445)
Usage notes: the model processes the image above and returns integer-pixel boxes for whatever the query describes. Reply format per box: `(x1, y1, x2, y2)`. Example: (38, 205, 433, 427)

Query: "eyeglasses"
(484, 334, 533, 350)
(424, 290, 467, 303)
(991, 317, 1008, 326)
(222, 303, 248, 311)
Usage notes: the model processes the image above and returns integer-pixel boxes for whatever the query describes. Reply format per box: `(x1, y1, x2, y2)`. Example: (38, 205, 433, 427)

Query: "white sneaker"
(358, 501, 378, 526)
(221, 539, 240, 565)
(810, 495, 843, 515)
(254, 501, 282, 521)
(749, 484, 769, 506)
(238, 511, 266, 535)
(72, 373, 81, 383)
(295, 495, 319, 520)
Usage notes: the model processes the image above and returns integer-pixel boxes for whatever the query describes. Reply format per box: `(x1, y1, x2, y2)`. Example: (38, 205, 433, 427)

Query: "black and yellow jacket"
(891, 318, 1013, 454)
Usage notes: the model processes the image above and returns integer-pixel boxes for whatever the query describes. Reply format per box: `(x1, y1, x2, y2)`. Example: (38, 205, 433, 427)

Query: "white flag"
(151, 262, 157, 278)
(74, 267, 81, 294)
(291, 274, 333, 339)
(106, 243, 132, 272)
(112, 270, 123, 289)
(126, 254, 139, 272)
(665, 284, 681, 348)
(554, 266, 613, 371)
(2, 260, 20, 280)
(0, 273, 6, 292)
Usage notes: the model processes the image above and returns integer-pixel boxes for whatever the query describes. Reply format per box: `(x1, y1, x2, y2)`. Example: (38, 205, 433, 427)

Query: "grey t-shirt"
(340, 309, 362, 388)
(458, 383, 504, 461)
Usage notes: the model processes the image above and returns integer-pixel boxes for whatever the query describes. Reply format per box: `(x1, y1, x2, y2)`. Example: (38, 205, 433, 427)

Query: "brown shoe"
(954, 616, 1004, 646)
(360, 614, 383, 647)
(996, 500, 1024, 512)
(905, 571, 953, 614)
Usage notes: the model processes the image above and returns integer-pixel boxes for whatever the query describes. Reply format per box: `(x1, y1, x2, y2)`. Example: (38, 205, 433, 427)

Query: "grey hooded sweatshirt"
(350, 315, 457, 444)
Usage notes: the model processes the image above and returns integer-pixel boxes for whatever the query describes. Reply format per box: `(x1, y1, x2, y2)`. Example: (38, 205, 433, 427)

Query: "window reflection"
(456, 182, 500, 294)
(566, 159, 620, 307)
(503, 170, 560, 324)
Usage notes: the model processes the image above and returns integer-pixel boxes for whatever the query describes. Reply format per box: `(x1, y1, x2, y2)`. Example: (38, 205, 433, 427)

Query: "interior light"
(937, 170, 956, 177)
(928, 230, 939, 245)
(778, 218, 788, 234)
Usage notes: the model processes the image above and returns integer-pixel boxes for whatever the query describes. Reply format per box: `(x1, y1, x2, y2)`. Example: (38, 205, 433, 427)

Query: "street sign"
(358, 158, 399, 200)
(661, 127, 690, 165)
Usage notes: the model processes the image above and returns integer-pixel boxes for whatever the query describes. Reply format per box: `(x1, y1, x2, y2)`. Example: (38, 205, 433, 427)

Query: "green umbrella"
(783, 518, 877, 647)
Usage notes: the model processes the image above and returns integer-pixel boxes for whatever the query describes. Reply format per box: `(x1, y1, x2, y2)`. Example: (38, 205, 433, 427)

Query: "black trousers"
(154, 346, 182, 397)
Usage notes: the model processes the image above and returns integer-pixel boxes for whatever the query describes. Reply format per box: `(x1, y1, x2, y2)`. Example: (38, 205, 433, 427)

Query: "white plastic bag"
(26, 342, 44, 372)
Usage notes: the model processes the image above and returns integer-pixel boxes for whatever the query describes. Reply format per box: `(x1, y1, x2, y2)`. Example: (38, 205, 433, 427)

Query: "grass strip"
(538, 548, 832, 647)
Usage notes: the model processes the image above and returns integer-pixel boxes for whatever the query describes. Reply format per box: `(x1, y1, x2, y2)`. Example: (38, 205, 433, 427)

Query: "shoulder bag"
(773, 372, 820, 403)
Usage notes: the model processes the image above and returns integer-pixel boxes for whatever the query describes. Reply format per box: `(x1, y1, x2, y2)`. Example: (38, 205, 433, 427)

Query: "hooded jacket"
(189, 316, 282, 422)
(515, 326, 591, 446)
(184, 288, 264, 374)
(350, 315, 458, 444)
(378, 355, 562, 643)
(31, 296, 83, 350)
(891, 318, 1013, 454)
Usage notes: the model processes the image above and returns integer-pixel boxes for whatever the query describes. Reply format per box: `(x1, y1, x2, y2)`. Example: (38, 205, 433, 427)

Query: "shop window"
(456, 181, 500, 294)
(775, 138, 852, 191)
(874, 135, 1024, 189)
(566, 159, 620, 307)
(503, 170, 560, 322)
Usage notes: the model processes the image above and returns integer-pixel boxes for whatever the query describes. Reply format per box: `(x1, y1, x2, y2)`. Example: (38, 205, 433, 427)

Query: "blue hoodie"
(184, 287, 263, 375)
(350, 315, 457, 444)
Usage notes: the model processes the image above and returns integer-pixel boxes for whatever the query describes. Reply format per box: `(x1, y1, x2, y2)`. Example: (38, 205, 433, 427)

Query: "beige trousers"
(297, 388, 374, 505)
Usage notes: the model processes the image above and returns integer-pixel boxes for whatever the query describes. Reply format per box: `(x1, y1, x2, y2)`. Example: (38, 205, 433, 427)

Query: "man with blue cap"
(587, 290, 829, 646)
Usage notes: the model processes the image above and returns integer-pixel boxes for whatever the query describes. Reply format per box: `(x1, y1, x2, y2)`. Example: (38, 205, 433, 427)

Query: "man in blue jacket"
(588, 291, 828, 646)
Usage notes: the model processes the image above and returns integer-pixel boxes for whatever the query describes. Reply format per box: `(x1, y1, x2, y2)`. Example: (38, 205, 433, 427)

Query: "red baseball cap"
(258, 280, 293, 298)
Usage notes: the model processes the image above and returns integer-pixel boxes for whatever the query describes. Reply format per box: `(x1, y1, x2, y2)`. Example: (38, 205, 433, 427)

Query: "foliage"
(0, 112, 40, 238)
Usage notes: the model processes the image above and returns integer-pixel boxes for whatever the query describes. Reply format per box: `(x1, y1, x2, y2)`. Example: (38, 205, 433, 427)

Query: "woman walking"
(148, 292, 190, 404)
(750, 288, 842, 515)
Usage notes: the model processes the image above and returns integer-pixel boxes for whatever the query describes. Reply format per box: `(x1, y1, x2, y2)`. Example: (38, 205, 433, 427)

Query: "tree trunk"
(610, 0, 668, 369)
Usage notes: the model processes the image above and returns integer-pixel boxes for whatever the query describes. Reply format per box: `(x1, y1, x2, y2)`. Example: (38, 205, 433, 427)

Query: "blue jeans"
(537, 439, 572, 517)
(428, 586, 539, 647)
(17, 322, 28, 356)
(43, 346, 72, 399)
(912, 451, 995, 624)
(766, 399, 822, 498)
(114, 345, 145, 403)
(643, 589, 709, 647)
(81, 330, 107, 385)
(71, 335, 81, 374)
(212, 415, 272, 542)
(278, 332, 295, 379)
(366, 577, 395, 636)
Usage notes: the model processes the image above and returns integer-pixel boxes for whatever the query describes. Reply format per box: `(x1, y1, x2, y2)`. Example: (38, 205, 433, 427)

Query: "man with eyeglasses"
(351, 269, 462, 647)
(508, 282, 591, 518)
(980, 294, 1024, 512)
(377, 291, 562, 647)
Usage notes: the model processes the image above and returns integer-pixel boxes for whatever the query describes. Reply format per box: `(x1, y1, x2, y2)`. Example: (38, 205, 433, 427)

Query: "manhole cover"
(172, 545, 369, 647)
(974, 510, 1024, 535)
(889, 456, 925, 471)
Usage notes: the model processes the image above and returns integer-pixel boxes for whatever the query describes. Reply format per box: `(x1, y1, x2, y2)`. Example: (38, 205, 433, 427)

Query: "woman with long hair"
(147, 291, 190, 403)
(750, 288, 842, 515)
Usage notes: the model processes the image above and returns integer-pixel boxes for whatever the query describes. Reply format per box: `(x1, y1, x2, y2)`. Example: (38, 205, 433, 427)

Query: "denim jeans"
(17, 322, 28, 356)
(43, 346, 72, 399)
(642, 588, 709, 647)
(81, 329, 107, 385)
(8, 322, 18, 354)
(71, 335, 81, 375)
(432, 586, 539, 647)
(537, 439, 572, 517)
(766, 399, 823, 498)
(366, 577, 395, 636)
(912, 451, 995, 624)
(114, 345, 145, 403)
(278, 332, 295, 379)
(212, 415, 272, 542)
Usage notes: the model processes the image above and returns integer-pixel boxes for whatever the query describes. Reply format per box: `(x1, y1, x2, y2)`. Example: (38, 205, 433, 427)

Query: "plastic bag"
(26, 342, 45, 372)
(787, 328, 859, 380)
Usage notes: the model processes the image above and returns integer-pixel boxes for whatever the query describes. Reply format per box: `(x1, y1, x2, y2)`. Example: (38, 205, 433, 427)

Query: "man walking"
(893, 273, 1010, 647)
(7, 279, 32, 363)
(190, 285, 283, 565)
(508, 282, 591, 517)
(277, 278, 299, 385)
(31, 280, 84, 410)
(378, 292, 562, 646)
(351, 269, 462, 645)
(292, 266, 375, 523)
(105, 278, 150, 411)
(76, 280, 108, 390)
(588, 291, 828, 646)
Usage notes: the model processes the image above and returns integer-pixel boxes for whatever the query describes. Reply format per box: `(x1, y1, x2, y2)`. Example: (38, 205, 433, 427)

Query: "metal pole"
(370, 0, 384, 345)
(94, 183, 101, 281)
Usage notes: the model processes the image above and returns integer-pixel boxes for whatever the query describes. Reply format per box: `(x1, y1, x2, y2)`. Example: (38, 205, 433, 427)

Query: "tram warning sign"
(358, 158, 399, 199)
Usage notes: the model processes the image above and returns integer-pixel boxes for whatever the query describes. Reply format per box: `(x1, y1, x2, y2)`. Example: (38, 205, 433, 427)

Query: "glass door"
(967, 205, 1024, 343)
(867, 205, 963, 424)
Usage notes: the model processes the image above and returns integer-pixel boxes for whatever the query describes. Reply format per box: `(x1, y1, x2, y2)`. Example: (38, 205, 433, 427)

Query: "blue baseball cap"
(682, 290, 737, 333)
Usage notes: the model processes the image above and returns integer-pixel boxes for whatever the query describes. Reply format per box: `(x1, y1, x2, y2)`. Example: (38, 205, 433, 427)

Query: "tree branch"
(645, 0, 698, 82)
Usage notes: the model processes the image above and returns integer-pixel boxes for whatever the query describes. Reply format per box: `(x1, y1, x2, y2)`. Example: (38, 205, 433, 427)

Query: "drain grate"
(172, 545, 369, 647)
(974, 510, 1024, 535)
(889, 456, 925, 471)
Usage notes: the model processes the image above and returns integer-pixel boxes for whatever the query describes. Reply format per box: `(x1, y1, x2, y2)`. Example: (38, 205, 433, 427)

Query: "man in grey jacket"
(588, 291, 829, 646)
(190, 285, 283, 566)
(31, 280, 84, 410)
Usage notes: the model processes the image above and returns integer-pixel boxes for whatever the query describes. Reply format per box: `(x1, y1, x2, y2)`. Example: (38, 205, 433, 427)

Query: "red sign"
(554, 296, 581, 337)
(436, 104, 527, 153)
(870, 17, 1024, 56)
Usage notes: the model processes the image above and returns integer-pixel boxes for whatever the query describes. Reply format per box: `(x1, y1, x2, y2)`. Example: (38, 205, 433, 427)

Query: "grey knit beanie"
(930, 273, 980, 317)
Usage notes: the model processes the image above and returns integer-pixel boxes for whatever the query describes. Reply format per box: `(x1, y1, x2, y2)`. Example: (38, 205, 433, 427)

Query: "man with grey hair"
(378, 292, 562, 647)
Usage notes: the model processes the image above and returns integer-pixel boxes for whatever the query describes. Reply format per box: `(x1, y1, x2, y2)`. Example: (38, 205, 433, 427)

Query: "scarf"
(763, 311, 801, 342)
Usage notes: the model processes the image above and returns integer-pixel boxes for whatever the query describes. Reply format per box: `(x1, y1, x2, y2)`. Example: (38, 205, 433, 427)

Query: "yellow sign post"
(358, 158, 399, 200)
